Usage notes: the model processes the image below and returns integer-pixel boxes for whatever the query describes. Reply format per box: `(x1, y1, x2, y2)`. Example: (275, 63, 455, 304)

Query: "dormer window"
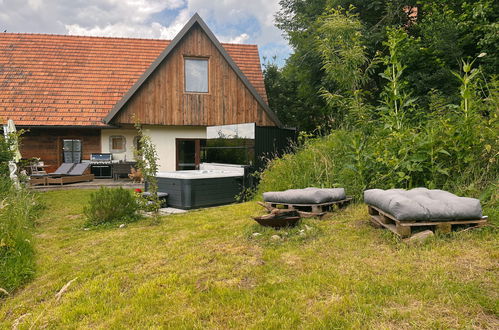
(184, 57, 209, 93)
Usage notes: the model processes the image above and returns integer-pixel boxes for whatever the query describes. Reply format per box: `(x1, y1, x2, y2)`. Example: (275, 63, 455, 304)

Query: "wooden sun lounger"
(46, 174, 95, 185)
(367, 205, 488, 238)
(46, 163, 94, 185)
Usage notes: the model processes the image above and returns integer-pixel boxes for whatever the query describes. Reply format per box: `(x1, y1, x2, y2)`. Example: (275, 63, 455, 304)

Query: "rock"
(271, 235, 281, 240)
(119, 224, 126, 228)
(252, 232, 262, 237)
(403, 230, 434, 245)
(305, 225, 312, 231)
(83, 228, 90, 231)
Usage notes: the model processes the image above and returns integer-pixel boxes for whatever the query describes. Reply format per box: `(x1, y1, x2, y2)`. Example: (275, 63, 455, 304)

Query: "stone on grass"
(271, 235, 281, 240)
(403, 230, 434, 245)
(305, 225, 312, 231)
(119, 224, 126, 228)
(252, 232, 262, 237)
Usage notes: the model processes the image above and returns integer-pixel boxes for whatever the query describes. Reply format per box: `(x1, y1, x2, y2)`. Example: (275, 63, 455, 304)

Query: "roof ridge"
(0, 32, 258, 47)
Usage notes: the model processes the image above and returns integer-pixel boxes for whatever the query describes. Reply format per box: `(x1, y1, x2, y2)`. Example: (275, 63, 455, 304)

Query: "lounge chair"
(29, 163, 75, 186)
(364, 188, 488, 237)
(46, 163, 94, 185)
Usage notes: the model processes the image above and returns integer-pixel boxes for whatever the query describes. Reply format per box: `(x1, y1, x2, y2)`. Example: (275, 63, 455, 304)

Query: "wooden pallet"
(264, 197, 352, 214)
(367, 205, 488, 238)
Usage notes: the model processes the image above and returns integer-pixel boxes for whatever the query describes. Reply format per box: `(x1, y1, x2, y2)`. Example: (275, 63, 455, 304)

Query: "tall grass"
(258, 32, 498, 201)
(0, 178, 43, 293)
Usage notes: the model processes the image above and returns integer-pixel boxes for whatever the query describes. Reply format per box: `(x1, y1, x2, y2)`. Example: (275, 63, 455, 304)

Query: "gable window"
(185, 58, 209, 93)
(109, 135, 126, 153)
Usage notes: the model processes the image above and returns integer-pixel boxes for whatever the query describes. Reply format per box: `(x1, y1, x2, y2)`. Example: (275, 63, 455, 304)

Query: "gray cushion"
(364, 188, 482, 221)
(69, 163, 90, 175)
(263, 187, 346, 204)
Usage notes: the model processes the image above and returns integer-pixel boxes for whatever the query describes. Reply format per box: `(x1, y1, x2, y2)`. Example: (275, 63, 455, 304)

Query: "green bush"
(84, 187, 140, 226)
(0, 178, 43, 293)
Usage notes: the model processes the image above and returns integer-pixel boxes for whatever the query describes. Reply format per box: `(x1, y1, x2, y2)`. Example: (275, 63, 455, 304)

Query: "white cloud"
(224, 33, 249, 44)
(0, 0, 289, 61)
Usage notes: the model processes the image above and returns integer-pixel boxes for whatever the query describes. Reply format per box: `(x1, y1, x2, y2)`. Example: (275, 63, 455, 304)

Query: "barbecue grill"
(90, 153, 113, 178)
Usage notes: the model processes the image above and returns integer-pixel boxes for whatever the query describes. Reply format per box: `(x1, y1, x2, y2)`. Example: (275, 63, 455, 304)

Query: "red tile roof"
(0, 33, 268, 126)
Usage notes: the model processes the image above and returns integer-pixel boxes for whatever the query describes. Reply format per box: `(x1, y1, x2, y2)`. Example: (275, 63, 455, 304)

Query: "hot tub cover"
(263, 187, 346, 204)
(364, 188, 482, 221)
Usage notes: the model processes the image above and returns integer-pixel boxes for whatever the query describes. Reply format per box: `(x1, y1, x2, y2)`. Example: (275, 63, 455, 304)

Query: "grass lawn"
(1, 189, 497, 328)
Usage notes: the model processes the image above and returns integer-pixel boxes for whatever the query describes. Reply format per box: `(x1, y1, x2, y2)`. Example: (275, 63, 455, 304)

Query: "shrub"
(84, 187, 140, 226)
(0, 178, 43, 293)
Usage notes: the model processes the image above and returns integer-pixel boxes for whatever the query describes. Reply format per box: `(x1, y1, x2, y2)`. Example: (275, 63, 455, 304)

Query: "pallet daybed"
(364, 188, 487, 238)
(263, 198, 352, 213)
(261, 187, 352, 218)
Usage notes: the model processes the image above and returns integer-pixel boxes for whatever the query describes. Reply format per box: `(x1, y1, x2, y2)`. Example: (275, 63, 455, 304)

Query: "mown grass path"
(1, 190, 497, 328)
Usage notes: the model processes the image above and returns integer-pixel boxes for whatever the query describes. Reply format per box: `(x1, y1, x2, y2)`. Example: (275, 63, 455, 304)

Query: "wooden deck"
(29, 179, 144, 191)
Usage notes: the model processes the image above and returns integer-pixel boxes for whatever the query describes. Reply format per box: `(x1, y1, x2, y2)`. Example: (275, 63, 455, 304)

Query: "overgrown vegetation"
(0, 134, 42, 294)
(268, 0, 498, 132)
(260, 5, 498, 202)
(83, 187, 140, 226)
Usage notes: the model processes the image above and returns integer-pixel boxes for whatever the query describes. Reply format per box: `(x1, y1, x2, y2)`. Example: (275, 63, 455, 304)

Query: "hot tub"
(153, 163, 246, 209)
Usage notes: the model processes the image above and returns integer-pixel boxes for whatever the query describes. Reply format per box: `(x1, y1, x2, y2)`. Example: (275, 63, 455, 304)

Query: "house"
(0, 14, 284, 174)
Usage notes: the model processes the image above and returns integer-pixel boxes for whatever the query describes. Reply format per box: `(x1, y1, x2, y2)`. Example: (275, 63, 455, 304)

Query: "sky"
(0, 0, 291, 66)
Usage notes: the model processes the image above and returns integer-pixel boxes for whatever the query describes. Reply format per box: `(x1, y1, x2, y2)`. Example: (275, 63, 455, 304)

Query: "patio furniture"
(364, 188, 487, 238)
(29, 162, 74, 186)
(46, 163, 94, 185)
(113, 162, 136, 180)
(262, 187, 352, 213)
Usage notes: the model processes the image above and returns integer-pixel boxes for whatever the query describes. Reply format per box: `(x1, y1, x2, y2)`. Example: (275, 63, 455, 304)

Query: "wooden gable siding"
(112, 25, 275, 127)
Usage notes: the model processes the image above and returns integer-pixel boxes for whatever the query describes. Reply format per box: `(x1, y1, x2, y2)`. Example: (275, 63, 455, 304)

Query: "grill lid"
(90, 153, 112, 161)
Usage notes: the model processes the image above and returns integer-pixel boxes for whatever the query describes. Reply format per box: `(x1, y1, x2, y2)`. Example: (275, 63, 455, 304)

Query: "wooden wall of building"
(113, 25, 276, 127)
(20, 128, 101, 173)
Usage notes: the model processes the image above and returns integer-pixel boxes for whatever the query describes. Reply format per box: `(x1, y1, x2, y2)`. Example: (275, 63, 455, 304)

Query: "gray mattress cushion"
(263, 187, 346, 204)
(364, 188, 482, 221)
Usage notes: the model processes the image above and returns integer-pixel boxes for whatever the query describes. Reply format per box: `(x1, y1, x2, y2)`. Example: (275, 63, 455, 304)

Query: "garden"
(1, 1, 498, 328)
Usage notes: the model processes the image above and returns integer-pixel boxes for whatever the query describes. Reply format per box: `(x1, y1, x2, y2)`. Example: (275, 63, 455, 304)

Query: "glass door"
(176, 139, 196, 170)
(63, 139, 82, 163)
(176, 139, 207, 170)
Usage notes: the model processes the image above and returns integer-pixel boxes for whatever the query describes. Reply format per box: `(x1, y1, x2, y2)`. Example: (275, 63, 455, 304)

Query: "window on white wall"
(185, 58, 209, 93)
(110, 136, 126, 153)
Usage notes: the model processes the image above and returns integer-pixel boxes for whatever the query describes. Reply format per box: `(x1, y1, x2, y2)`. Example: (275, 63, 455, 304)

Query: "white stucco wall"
(145, 126, 206, 172)
(101, 129, 138, 162)
(101, 126, 206, 172)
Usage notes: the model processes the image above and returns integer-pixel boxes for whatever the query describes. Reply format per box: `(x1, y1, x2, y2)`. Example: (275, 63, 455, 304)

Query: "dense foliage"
(84, 187, 140, 226)
(259, 5, 498, 202)
(266, 0, 498, 132)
